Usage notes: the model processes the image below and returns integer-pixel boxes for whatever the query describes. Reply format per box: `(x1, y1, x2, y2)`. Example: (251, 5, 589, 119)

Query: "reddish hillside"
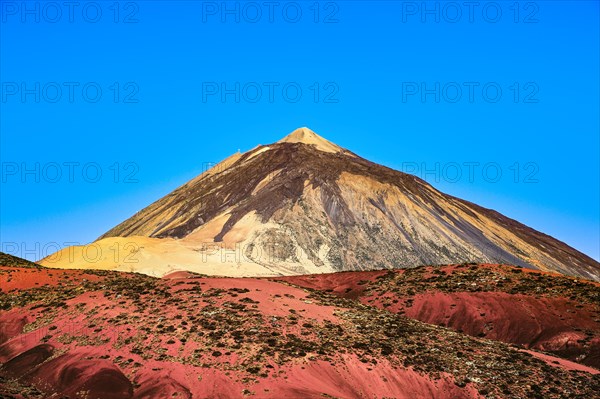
(280, 263, 600, 370)
(1, 266, 599, 398)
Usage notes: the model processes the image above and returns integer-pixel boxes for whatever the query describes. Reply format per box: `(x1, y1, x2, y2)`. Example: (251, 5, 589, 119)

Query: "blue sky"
(1, 0, 599, 262)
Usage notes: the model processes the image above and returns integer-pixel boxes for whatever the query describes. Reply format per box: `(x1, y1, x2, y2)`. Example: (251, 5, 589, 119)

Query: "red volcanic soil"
(128, 355, 477, 399)
(395, 291, 600, 366)
(281, 264, 600, 370)
(245, 357, 479, 399)
(276, 270, 389, 300)
(521, 350, 599, 375)
(0, 266, 102, 292)
(1, 265, 600, 398)
(0, 310, 29, 346)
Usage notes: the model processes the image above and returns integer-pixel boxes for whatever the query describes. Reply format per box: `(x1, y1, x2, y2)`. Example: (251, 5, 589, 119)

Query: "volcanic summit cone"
(40, 128, 600, 280)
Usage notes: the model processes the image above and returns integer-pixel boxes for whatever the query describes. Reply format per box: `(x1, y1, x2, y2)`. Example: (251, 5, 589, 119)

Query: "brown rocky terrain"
(39, 128, 600, 281)
(0, 253, 42, 269)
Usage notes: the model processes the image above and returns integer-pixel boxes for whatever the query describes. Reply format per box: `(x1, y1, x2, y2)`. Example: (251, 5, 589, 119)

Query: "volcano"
(40, 128, 599, 280)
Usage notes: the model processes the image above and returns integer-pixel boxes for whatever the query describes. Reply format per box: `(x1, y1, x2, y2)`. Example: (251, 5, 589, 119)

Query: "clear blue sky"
(1, 0, 599, 262)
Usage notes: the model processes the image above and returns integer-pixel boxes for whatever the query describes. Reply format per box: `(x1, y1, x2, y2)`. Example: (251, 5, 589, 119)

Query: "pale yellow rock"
(278, 127, 343, 154)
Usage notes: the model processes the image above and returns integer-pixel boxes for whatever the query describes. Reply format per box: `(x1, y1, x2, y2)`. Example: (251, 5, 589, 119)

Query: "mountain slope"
(40, 128, 600, 280)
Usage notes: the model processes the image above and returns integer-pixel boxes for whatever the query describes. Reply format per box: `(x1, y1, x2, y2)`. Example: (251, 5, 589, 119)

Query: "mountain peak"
(278, 127, 343, 154)
(44, 127, 600, 282)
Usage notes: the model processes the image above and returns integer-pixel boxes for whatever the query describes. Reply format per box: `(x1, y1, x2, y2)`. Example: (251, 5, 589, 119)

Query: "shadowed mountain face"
(42, 128, 599, 280)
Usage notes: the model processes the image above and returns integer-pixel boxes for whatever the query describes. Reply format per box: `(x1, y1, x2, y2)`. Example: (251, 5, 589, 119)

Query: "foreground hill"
(1, 265, 599, 398)
(40, 128, 599, 281)
(280, 263, 600, 370)
(0, 252, 42, 269)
